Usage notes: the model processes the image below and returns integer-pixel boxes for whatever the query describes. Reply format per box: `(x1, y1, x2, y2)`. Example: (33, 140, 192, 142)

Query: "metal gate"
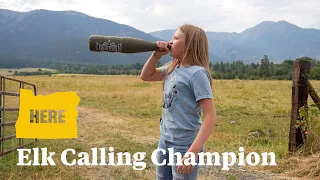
(0, 76, 37, 157)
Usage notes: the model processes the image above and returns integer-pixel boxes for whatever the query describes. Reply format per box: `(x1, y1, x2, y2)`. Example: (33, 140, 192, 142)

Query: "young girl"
(140, 24, 216, 180)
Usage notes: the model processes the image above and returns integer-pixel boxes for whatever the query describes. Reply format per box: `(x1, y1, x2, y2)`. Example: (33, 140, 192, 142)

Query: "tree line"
(1, 55, 320, 80)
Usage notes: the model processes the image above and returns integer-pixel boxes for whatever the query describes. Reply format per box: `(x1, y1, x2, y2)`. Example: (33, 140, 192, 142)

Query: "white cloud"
(0, 0, 319, 33)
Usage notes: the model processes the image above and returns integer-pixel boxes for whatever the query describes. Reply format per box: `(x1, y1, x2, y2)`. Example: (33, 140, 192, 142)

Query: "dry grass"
(287, 153, 320, 178)
(0, 75, 320, 179)
(268, 152, 320, 179)
(265, 131, 320, 179)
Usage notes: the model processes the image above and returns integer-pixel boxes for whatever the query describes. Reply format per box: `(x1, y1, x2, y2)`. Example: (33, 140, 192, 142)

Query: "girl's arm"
(140, 41, 169, 82)
(188, 98, 216, 153)
(177, 98, 216, 174)
(140, 52, 166, 82)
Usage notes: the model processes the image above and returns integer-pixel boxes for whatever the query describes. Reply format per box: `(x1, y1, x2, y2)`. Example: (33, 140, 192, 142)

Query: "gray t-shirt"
(159, 64, 213, 145)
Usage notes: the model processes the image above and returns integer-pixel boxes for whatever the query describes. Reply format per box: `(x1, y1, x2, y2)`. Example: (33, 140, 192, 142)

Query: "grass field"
(0, 75, 319, 179)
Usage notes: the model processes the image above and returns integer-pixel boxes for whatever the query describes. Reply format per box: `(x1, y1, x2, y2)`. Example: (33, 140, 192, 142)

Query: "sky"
(1, 0, 320, 33)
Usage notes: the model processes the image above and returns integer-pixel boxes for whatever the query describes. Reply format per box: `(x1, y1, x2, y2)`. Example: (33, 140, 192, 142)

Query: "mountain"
(150, 21, 320, 63)
(1, 8, 319, 65)
(150, 29, 177, 43)
(0, 9, 170, 65)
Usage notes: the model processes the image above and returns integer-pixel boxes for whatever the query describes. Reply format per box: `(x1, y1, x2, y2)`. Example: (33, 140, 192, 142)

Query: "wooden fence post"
(289, 60, 310, 154)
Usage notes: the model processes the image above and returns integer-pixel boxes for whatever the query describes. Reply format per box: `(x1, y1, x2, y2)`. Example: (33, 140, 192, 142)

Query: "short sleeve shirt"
(159, 63, 171, 76)
(160, 65, 213, 145)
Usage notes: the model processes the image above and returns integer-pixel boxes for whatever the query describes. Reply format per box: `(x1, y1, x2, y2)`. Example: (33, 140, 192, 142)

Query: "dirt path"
(199, 165, 300, 180)
(76, 106, 299, 180)
(76, 106, 158, 146)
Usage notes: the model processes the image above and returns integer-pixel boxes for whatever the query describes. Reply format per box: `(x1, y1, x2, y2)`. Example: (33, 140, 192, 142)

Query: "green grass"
(0, 75, 319, 179)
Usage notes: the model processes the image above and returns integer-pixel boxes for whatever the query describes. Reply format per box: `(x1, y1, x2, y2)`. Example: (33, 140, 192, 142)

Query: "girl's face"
(169, 28, 185, 60)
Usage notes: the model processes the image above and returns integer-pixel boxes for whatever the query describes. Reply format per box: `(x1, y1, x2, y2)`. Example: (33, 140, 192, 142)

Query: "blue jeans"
(155, 137, 204, 180)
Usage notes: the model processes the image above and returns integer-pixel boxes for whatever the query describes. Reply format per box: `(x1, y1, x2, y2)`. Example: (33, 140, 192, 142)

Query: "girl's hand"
(177, 150, 199, 174)
(154, 41, 169, 58)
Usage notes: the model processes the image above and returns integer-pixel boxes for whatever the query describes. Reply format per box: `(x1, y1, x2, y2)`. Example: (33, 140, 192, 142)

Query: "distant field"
(0, 68, 57, 76)
(53, 73, 128, 77)
(0, 75, 319, 179)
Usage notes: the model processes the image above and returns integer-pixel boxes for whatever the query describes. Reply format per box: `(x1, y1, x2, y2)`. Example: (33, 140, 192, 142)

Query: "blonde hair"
(163, 24, 212, 88)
